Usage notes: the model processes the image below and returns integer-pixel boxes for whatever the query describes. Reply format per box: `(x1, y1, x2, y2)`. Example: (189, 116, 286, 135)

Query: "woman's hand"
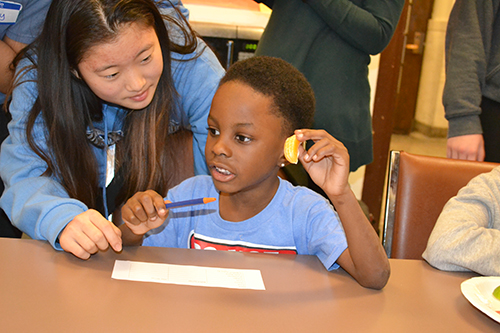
(296, 129, 350, 197)
(59, 209, 122, 260)
(121, 190, 169, 236)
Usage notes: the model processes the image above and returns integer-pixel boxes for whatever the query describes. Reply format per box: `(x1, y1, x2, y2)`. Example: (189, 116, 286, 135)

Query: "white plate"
(461, 276, 500, 323)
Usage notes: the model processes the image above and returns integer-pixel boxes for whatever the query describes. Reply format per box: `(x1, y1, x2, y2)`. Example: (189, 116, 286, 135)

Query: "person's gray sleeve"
(423, 168, 500, 275)
(305, 0, 405, 54)
(442, 0, 494, 138)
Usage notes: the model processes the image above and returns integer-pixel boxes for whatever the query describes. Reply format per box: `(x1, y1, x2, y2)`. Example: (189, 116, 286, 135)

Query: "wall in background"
(413, 0, 454, 137)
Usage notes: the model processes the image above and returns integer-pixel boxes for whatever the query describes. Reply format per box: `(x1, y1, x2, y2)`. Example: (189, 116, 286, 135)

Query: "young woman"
(0, 0, 224, 259)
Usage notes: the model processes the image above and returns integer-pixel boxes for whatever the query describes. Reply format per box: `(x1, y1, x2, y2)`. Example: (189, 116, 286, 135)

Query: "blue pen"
(164, 197, 216, 209)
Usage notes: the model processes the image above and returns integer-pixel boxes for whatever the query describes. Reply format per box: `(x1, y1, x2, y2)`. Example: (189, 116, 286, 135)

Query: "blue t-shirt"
(0, 0, 52, 104)
(143, 176, 348, 271)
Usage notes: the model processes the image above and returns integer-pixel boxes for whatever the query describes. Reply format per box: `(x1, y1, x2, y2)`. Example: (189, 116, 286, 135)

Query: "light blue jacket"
(0, 2, 224, 249)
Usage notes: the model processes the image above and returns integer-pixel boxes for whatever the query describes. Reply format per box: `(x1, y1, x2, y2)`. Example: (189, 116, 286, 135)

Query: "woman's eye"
(142, 55, 152, 63)
(208, 127, 220, 136)
(236, 135, 251, 143)
(104, 73, 118, 79)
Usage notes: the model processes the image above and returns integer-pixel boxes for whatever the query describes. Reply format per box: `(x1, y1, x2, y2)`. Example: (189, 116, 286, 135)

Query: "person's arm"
(0, 63, 81, 245)
(160, 0, 224, 175)
(297, 129, 390, 289)
(0, 60, 121, 259)
(304, 0, 404, 54)
(443, 0, 495, 160)
(170, 39, 225, 176)
(423, 168, 500, 275)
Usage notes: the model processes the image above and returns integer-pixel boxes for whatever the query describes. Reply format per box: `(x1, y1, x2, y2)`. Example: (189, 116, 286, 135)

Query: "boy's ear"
(278, 156, 288, 168)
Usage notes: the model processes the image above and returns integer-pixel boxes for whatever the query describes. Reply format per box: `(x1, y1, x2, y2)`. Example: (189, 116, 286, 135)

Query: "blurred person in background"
(443, 0, 500, 162)
(253, 0, 404, 191)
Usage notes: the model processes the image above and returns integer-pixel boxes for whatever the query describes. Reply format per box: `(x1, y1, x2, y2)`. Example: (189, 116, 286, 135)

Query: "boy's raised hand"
(296, 129, 350, 197)
(297, 129, 390, 289)
(121, 190, 169, 236)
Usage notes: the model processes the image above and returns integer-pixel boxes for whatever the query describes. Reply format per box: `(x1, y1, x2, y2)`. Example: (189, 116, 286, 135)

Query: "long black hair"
(12, 0, 199, 210)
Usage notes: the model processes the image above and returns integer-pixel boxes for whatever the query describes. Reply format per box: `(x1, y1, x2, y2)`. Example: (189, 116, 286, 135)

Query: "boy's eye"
(236, 134, 251, 143)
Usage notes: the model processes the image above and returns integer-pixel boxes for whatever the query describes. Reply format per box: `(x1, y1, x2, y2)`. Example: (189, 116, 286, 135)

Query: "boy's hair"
(219, 56, 315, 135)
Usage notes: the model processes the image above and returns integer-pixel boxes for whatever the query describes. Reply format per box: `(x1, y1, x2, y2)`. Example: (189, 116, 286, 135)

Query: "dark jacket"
(255, 0, 404, 171)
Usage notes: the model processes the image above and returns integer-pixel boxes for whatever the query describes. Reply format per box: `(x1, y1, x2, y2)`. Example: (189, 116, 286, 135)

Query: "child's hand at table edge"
(120, 190, 169, 239)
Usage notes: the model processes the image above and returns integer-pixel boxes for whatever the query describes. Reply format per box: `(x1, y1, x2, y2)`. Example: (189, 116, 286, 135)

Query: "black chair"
(0, 109, 22, 238)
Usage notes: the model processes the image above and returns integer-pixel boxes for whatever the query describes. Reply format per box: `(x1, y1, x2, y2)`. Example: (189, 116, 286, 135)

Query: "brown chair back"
(382, 151, 499, 259)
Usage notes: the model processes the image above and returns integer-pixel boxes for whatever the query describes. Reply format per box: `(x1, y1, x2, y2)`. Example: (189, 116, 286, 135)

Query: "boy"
(120, 56, 390, 289)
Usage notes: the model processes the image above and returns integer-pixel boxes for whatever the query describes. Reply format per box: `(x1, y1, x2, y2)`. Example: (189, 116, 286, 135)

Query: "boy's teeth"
(215, 166, 231, 175)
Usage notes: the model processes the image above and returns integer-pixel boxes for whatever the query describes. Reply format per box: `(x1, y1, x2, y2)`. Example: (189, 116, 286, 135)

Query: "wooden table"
(0, 238, 498, 332)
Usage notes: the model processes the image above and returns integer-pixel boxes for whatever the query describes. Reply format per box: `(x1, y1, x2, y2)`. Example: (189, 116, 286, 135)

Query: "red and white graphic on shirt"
(189, 232, 297, 255)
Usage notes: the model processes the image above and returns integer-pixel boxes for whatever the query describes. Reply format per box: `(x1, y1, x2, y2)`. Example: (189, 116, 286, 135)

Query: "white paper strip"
(112, 260, 265, 290)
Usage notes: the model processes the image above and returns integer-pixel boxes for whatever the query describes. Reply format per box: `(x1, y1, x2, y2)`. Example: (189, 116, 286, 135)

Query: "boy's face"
(206, 81, 287, 196)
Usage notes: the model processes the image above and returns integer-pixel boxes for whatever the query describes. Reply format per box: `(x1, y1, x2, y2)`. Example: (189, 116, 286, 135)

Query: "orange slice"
(284, 134, 305, 164)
